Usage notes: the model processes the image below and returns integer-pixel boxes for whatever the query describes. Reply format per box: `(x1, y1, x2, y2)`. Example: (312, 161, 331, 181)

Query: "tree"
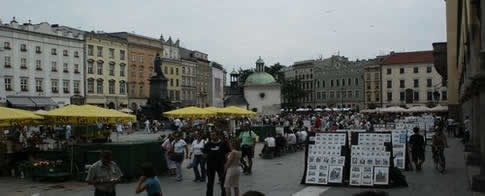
(281, 79, 308, 109)
(237, 68, 254, 85)
(266, 63, 284, 83)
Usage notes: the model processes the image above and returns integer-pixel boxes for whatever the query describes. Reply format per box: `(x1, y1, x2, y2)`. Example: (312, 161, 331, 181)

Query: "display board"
(391, 130, 407, 169)
(349, 132, 392, 186)
(304, 132, 348, 185)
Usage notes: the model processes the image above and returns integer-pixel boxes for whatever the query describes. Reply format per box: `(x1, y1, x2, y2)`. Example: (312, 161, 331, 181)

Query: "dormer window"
(20, 44, 27, 52)
(3, 42, 11, 50)
(63, 50, 68, 56)
(36, 46, 41, 54)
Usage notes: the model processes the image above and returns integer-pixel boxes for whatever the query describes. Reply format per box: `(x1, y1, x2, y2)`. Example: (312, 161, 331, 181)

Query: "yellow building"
(162, 58, 182, 104)
(85, 33, 128, 109)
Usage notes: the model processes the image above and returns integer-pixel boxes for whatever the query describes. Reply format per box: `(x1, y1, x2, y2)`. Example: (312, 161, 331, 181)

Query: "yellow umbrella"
(218, 106, 257, 117)
(163, 106, 217, 119)
(205, 107, 222, 113)
(0, 107, 44, 127)
(40, 105, 136, 125)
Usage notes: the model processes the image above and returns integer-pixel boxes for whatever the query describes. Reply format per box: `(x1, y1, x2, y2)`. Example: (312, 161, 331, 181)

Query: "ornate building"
(363, 56, 386, 109)
(160, 36, 182, 105)
(180, 47, 197, 106)
(194, 51, 210, 107)
(84, 32, 128, 109)
(285, 60, 315, 107)
(243, 57, 281, 114)
(0, 19, 84, 108)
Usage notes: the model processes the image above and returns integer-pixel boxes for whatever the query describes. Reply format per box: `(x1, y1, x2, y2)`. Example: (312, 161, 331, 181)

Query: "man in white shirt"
(261, 134, 276, 157)
(144, 120, 151, 134)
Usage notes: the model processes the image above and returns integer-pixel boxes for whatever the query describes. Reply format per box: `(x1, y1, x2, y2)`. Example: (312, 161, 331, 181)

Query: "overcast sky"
(1, 0, 446, 72)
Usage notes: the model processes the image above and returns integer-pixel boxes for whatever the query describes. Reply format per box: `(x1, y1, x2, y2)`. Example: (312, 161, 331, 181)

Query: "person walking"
(239, 124, 257, 175)
(225, 140, 242, 196)
(86, 151, 123, 196)
(409, 127, 426, 171)
(135, 164, 162, 196)
(190, 134, 207, 182)
(171, 134, 189, 182)
(161, 135, 176, 176)
(145, 120, 151, 134)
(203, 132, 230, 196)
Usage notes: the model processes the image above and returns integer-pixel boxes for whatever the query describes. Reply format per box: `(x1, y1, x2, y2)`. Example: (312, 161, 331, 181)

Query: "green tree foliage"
(237, 68, 254, 85)
(281, 79, 308, 109)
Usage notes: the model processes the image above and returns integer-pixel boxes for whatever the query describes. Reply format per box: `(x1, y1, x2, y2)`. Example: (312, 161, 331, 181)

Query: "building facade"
(84, 33, 128, 109)
(243, 57, 281, 114)
(313, 56, 365, 109)
(109, 32, 162, 110)
(290, 60, 315, 107)
(160, 37, 182, 105)
(180, 48, 197, 106)
(0, 20, 84, 108)
(194, 51, 210, 107)
(209, 62, 225, 107)
(363, 58, 384, 109)
(380, 51, 447, 108)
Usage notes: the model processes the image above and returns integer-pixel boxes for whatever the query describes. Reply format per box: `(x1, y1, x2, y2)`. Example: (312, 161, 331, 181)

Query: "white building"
(209, 62, 225, 107)
(0, 19, 84, 108)
(380, 51, 447, 107)
(244, 57, 281, 114)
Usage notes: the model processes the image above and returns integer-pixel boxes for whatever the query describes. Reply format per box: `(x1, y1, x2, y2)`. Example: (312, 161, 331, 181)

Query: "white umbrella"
(34, 109, 47, 114)
(431, 105, 448, 112)
(360, 109, 375, 113)
(119, 108, 133, 113)
(381, 106, 407, 113)
(407, 106, 430, 113)
(296, 108, 306, 112)
(324, 108, 332, 112)
(314, 108, 323, 112)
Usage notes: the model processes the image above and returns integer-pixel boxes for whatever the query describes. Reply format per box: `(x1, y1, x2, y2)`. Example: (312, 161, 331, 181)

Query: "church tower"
(256, 56, 265, 72)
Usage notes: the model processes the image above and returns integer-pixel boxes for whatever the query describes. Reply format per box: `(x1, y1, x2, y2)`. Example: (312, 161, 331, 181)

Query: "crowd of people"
(84, 110, 470, 196)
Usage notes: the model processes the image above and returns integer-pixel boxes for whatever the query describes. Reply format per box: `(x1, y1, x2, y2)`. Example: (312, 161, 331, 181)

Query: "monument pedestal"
(142, 76, 171, 121)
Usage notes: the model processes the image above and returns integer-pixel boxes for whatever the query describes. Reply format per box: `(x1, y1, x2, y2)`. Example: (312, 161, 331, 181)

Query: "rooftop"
(380, 51, 433, 65)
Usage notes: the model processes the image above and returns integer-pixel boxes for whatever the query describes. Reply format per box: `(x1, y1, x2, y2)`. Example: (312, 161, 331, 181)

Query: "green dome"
(244, 72, 276, 86)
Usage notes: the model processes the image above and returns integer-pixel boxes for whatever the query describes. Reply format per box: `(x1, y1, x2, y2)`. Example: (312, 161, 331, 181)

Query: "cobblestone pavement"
(0, 132, 472, 196)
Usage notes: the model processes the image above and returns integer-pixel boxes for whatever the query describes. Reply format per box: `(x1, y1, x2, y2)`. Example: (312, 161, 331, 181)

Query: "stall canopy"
(40, 105, 136, 125)
(119, 108, 133, 113)
(205, 107, 222, 113)
(6, 96, 57, 108)
(0, 107, 44, 127)
(314, 108, 323, 112)
(218, 106, 257, 117)
(407, 106, 431, 113)
(381, 106, 408, 113)
(431, 105, 448, 112)
(163, 106, 217, 118)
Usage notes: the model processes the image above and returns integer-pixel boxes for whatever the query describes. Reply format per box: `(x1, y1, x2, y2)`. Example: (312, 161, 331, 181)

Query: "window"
(97, 46, 103, 57)
(35, 79, 43, 92)
(63, 50, 68, 56)
(400, 92, 405, 101)
(367, 82, 371, 90)
(367, 94, 371, 101)
(4, 42, 11, 49)
(109, 48, 115, 58)
(348, 78, 351, 85)
(109, 80, 115, 94)
(131, 54, 135, 62)
(52, 61, 57, 72)
(355, 90, 359, 98)
(63, 63, 69, 73)
(375, 73, 380, 80)
(171, 67, 174, 75)
(119, 81, 126, 94)
(331, 80, 334, 87)
(36, 46, 41, 53)
(20, 78, 28, 91)
(414, 79, 419, 88)
(400, 80, 405, 88)
(87, 79, 94, 93)
(427, 66, 432, 73)
(74, 51, 79, 58)
(120, 50, 125, 60)
(427, 79, 432, 87)
(176, 68, 179, 75)
(376, 83, 380, 89)
(87, 45, 94, 56)
(4, 77, 12, 91)
(20, 44, 27, 52)
(400, 68, 404, 74)
(322, 92, 327, 100)
(139, 56, 143, 64)
(96, 80, 103, 94)
(170, 79, 174, 87)
(51, 48, 57, 55)
(413, 67, 419, 73)
(322, 80, 326, 88)
(164, 66, 168, 74)
(97, 62, 103, 75)
(355, 78, 359, 85)
(414, 91, 419, 100)
(442, 78, 447, 87)
(139, 69, 143, 78)
(367, 73, 371, 80)
(348, 90, 352, 98)
(74, 64, 80, 73)
(169, 90, 174, 100)
(4, 56, 11, 67)
(176, 79, 179, 87)
(387, 68, 391, 75)
(63, 80, 70, 93)
(51, 79, 59, 93)
(20, 58, 27, 69)
(342, 79, 346, 86)
(87, 62, 94, 74)
(427, 92, 433, 101)
(375, 93, 380, 102)
(387, 80, 392, 88)
(176, 91, 180, 101)
(34, 60, 41, 70)
(109, 64, 115, 76)
(336, 79, 340, 86)
(182, 67, 186, 74)
(330, 91, 335, 98)
(442, 91, 447, 100)
(139, 84, 144, 97)
(120, 64, 125, 76)
(342, 91, 347, 98)
(387, 92, 392, 101)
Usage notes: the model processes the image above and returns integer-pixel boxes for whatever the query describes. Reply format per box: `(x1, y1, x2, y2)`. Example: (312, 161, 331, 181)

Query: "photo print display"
(374, 167, 389, 185)
(328, 166, 343, 183)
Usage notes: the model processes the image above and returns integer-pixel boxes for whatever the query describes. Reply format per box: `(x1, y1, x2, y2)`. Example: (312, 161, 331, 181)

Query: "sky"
(1, 0, 446, 72)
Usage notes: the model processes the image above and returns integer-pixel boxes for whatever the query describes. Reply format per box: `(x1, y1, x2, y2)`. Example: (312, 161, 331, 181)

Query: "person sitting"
(260, 134, 276, 158)
(275, 133, 287, 157)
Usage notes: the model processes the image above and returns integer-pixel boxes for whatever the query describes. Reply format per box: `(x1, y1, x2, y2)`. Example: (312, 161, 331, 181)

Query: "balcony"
(20, 66, 28, 70)
(52, 89, 59, 93)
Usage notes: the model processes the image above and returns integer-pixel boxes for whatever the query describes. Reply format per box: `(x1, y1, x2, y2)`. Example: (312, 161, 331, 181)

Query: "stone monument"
(143, 53, 172, 121)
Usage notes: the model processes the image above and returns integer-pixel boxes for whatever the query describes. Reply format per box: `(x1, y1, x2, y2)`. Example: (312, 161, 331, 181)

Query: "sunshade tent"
(431, 105, 448, 112)
(218, 106, 257, 117)
(119, 108, 133, 113)
(40, 105, 136, 125)
(407, 106, 431, 113)
(381, 106, 408, 113)
(204, 107, 222, 113)
(0, 107, 44, 127)
(163, 106, 217, 118)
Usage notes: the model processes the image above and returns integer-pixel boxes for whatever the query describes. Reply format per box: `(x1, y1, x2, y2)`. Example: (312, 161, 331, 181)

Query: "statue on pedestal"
(153, 53, 164, 78)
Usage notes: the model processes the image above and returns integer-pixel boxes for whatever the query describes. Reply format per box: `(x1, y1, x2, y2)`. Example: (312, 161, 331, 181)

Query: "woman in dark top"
(409, 127, 426, 171)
